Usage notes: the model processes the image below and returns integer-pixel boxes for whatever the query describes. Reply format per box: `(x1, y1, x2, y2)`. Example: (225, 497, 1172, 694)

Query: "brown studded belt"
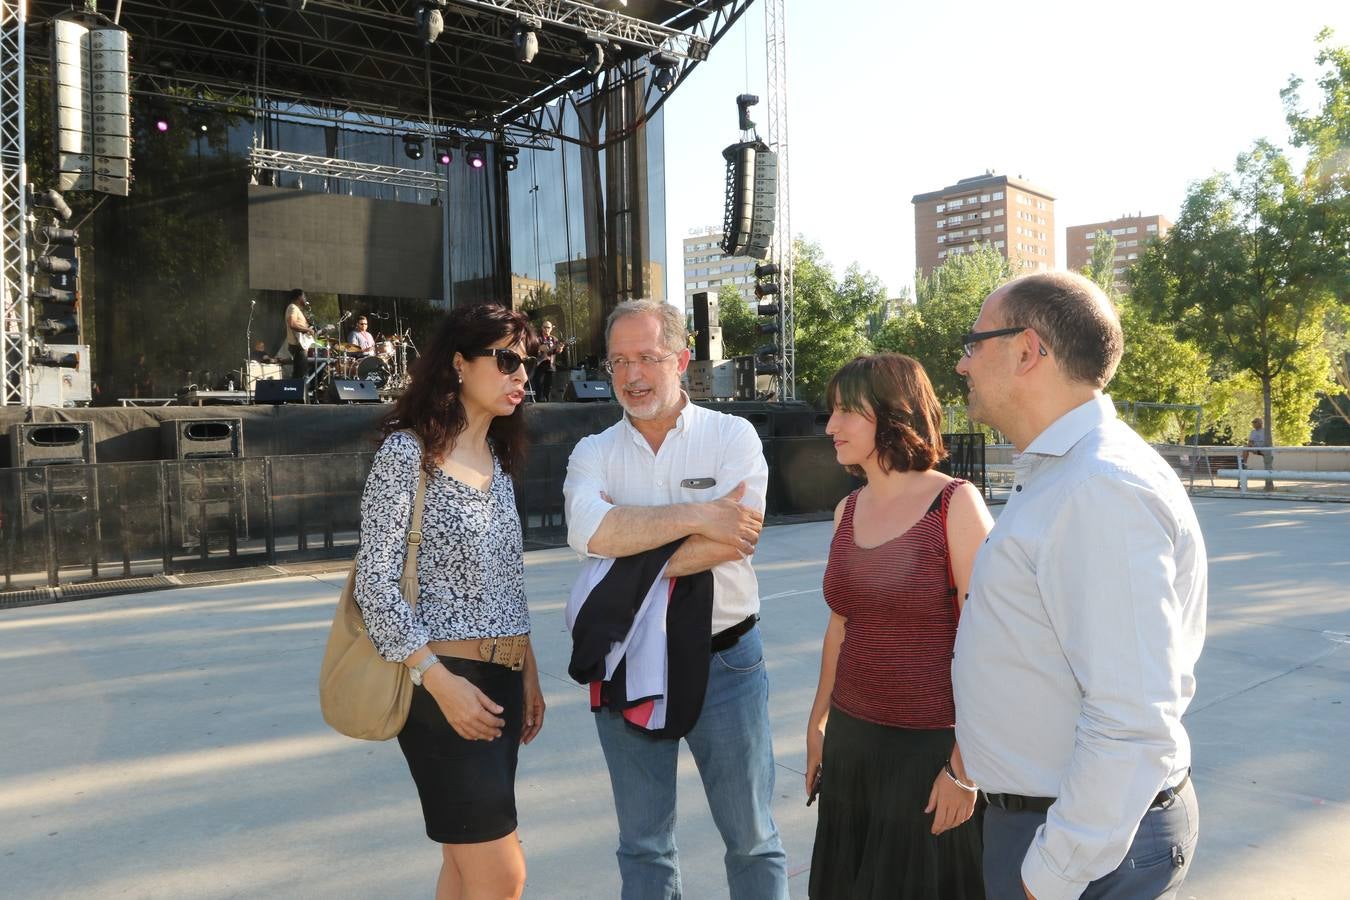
(428, 633, 529, 671)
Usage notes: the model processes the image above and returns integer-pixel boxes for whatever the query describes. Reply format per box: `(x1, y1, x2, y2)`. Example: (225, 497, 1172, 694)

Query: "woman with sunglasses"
(354, 302, 543, 899)
(805, 353, 994, 899)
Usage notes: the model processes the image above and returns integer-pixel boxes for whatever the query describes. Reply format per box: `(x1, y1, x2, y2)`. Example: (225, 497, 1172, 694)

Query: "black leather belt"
(986, 770, 1190, 814)
(710, 615, 758, 653)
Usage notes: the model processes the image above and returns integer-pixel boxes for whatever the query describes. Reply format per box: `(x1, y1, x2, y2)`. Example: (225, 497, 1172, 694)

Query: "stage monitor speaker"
(9, 422, 96, 469)
(693, 291, 720, 331)
(329, 379, 381, 403)
(254, 378, 305, 404)
(160, 418, 243, 460)
(565, 380, 613, 402)
(695, 326, 724, 362)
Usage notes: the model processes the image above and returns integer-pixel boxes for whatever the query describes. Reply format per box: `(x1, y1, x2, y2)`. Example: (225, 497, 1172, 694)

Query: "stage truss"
(1, 0, 30, 405)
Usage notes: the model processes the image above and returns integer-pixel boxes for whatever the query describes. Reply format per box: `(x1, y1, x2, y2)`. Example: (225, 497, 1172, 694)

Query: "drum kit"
(312, 327, 417, 396)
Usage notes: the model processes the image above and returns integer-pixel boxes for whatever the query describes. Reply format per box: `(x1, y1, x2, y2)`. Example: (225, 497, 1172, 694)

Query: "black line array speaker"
(693, 290, 722, 362)
(160, 418, 243, 460)
(720, 140, 778, 260)
(329, 379, 381, 403)
(254, 378, 305, 404)
(564, 381, 613, 402)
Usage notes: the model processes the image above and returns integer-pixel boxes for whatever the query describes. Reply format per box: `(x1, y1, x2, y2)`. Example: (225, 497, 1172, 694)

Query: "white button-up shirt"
(563, 397, 768, 634)
(953, 396, 1207, 900)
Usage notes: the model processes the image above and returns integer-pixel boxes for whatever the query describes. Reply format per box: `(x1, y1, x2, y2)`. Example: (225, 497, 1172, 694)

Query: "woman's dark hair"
(379, 303, 537, 477)
(826, 353, 946, 478)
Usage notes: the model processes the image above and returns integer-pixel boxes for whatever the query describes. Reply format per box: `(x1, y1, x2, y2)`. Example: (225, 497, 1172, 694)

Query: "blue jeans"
(983, 779, 1198, 899)
(593, 625, 789, 900)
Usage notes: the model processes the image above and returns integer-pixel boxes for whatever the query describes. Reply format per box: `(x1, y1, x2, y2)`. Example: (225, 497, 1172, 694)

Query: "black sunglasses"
(463, 348, 537, 376)
(959, 326, 1027, 358)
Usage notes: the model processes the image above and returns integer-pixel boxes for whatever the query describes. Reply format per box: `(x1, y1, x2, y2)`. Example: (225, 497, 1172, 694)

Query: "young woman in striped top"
(806, 353, 995, 899)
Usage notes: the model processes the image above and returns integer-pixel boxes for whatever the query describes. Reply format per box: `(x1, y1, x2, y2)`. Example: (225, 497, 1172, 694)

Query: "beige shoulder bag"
(318, 432, 429, 741)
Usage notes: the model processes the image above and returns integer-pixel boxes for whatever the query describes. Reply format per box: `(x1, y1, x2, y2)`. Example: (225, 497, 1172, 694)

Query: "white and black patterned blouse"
(353, 430, 530, 662)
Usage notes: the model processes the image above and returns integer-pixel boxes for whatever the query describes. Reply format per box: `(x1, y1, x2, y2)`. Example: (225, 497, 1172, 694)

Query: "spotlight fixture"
(649, 52, 679, 94)
(433, 139, 453, 166)
(154, 117, 170, 133)
(402, 133, 426, 161)
(513, 25, 539, 64)
(502, 145, 520, 172)
(416, 1, 446, 45)
(584, 40, 605, 76)
(466, 142, 486, 170)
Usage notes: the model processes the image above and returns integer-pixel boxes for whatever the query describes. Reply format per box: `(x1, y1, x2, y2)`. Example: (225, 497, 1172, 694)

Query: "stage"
(0, 399, 819, 466)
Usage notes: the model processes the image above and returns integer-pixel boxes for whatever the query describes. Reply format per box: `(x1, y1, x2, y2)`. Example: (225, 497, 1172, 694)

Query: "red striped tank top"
(822, 479, 963, 729)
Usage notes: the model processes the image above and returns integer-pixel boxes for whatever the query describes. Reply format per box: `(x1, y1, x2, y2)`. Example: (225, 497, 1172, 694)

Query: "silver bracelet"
(944, 762, 978, 793)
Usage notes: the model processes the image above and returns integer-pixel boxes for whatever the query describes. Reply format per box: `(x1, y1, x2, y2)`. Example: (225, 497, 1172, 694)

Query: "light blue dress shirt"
(953, 395, 1207, 900)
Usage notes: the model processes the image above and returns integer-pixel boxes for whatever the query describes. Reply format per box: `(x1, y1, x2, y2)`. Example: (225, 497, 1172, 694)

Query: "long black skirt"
(809, 706, 984, 900)
(397, 655, 524, 844)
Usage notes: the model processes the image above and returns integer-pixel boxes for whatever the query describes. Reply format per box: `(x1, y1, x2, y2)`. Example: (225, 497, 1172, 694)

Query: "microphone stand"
(244, 297, 257, 400)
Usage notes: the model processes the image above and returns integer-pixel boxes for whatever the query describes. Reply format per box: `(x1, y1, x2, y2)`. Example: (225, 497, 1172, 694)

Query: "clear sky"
(660, 0, 1350, 302)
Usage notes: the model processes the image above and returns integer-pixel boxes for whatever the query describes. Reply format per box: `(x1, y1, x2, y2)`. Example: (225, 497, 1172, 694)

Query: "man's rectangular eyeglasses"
(602, 350, 678, 376)
(462, 348, 537, 376)
(960, 326, 1027, 358)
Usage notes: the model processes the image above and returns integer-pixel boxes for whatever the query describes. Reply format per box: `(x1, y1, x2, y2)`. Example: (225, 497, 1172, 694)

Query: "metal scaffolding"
(1, 0, 31, 406)
(764, 0, 792, 399)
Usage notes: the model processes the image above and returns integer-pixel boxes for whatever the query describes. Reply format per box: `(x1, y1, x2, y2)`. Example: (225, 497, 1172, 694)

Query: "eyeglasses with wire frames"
(462, 348, 537, 376)
(959, 326, 1029, 358)
(601, 350, 679, 376)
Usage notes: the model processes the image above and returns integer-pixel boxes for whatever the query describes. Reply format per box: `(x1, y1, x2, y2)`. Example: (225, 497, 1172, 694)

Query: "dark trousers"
(288, 343, 309, 399)
(982, 780, 1198, 899)
(531, 367, 554, 402)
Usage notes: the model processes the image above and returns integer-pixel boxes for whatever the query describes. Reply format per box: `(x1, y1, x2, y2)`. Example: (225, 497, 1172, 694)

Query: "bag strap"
(399, 430, 429, 611)
(940, 479, 961, 619)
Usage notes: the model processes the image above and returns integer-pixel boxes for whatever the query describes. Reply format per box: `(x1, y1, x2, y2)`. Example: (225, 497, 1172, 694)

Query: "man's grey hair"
(1000, 271, 1124, 388)
(605, 299, 688, 354)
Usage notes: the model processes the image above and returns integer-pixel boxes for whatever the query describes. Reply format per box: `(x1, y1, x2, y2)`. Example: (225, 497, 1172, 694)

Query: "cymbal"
(333, 342, 362, 353)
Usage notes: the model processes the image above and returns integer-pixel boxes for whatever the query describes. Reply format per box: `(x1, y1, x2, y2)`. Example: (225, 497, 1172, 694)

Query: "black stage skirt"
(809, 706, 985, 900)
(397, 655, 524, 844)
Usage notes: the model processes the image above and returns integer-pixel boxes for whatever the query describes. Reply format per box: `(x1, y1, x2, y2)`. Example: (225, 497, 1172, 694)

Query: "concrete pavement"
(1, 497, 1347, 898)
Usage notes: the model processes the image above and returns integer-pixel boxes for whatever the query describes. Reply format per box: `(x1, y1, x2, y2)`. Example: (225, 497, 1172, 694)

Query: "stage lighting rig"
(502, 146, 520, 172)
(583, 39, 605, 76)
(402, 133, 426, 161)
(514, 19, 541, 64)
(433, 139, 454, 166)
(416, 1, 447, 45)
(466, 142, 486, 170)
(650, 52, 679, 93)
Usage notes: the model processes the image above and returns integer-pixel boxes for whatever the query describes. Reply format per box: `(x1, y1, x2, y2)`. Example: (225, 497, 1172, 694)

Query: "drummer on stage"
(348, 314, 376, 357)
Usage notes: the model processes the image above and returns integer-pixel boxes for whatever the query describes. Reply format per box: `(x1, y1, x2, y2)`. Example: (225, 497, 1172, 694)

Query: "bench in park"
(1217, 468, 1350, 494)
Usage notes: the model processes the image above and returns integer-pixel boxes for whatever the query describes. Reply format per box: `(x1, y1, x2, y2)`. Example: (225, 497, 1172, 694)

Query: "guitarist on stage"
(532, 319, 567, 402)
(284, 288, 317, 398)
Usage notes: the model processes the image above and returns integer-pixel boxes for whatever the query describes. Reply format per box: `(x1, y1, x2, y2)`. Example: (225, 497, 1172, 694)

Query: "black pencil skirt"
(397, 655, 524, 844)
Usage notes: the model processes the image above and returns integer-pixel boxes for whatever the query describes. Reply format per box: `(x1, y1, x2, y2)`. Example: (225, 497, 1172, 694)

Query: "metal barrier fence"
(1, 434, 986, 596)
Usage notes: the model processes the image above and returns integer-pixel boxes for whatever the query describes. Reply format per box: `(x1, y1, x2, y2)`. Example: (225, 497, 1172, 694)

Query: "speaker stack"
(160, 418, 247, 550)
(7, 423, 99, 567)
(693, 291, 724, 362)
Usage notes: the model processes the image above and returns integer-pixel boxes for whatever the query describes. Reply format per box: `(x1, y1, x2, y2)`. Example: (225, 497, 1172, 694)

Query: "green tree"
(1283, 28, 1350, 434)
(790, 240, 885, 404)
(716, 284, 758, 358)
(1131, 140, 1340, 454)
(1075, 232, 1216, 442)
(873, 243, 1017, 403)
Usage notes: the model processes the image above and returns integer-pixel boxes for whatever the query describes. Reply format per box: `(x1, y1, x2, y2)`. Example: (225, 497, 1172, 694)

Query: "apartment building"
(912, 172, 1055, 276)
(682, 227, 760, 314)
(1065, 213, 1172, 289)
